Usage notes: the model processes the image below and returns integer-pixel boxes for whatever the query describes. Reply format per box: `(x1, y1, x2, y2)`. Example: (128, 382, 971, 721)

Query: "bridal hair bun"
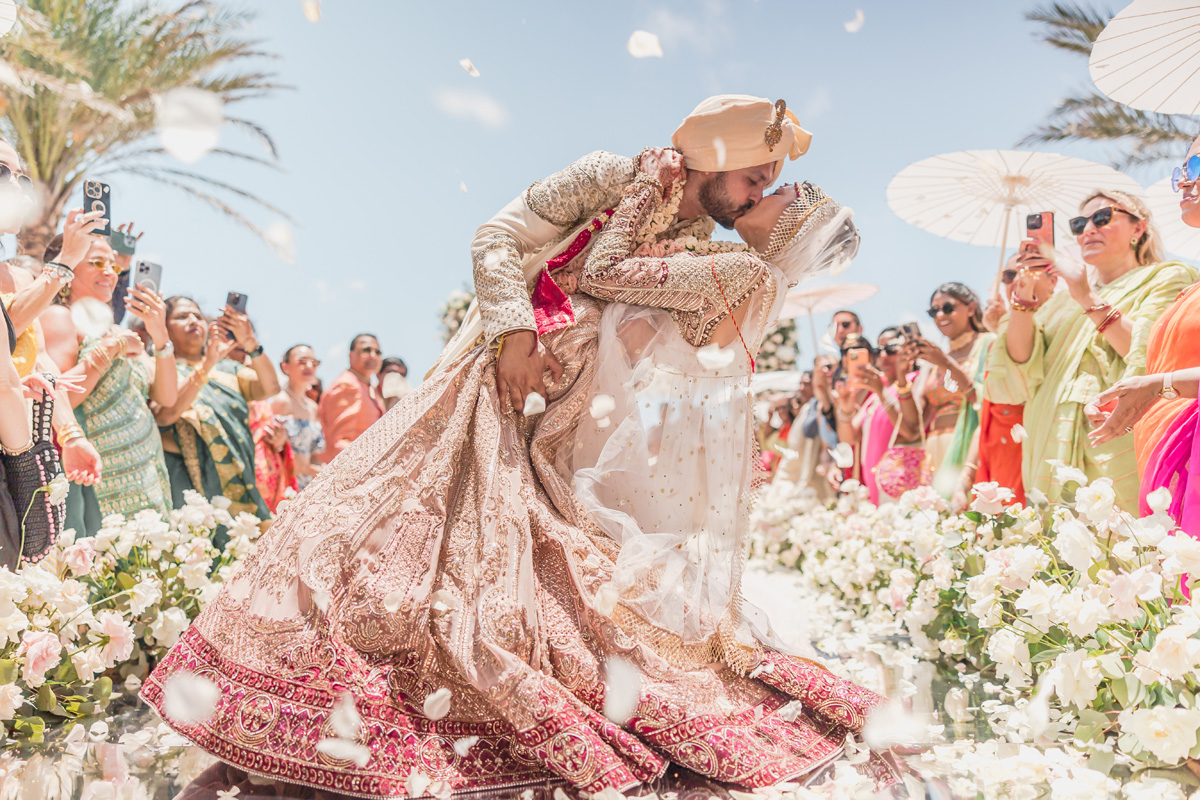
(763, 182, 860, 285)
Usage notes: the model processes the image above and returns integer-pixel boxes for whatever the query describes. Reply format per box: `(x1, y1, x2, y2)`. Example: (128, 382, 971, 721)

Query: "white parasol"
(776, 282, 879, 354)
(1090, 0, 1200, 115)
(886, 150, 1144, 272)
(1144, 176, 1200, 259)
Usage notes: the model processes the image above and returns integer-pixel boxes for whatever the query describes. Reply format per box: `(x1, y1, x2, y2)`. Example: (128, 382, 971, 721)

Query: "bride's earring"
(1130, 236, 1139, 250)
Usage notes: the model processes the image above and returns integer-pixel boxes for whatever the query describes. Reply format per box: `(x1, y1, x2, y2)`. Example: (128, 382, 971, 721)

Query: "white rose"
(0, 610, 28, 646)
(128, 576, 162, 617)
(1053, 515, 1103, 573)
(0, 683, 24, 720)
(1146, 487, 1173, 515)
(1014, 579, 1065, 631)
(46, 473, 70, 505)
(1118, 707, 1200, 764)
(1160, 533, 1200, 581)
(1074, 477, 1117, 526)
(1051, 649, 1102, 709)
(150, 607, 189, 649)
(1106, 565, 1163, 621)
(986, 629, 1031, 686)
(887, 568, 916, 611)
(1133, 623, 1200, 684)
(970, 482, 1015, 516)
(1058, 586, 1110, 638)
(1047, 459, 1089, 487)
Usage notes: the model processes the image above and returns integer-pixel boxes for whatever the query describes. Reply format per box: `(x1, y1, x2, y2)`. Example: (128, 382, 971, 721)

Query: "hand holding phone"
(1025, 211, 1055, 253)
(81, 180, 111, 237)
(133, 260, 162, 294)
(846, 348, 870, 390)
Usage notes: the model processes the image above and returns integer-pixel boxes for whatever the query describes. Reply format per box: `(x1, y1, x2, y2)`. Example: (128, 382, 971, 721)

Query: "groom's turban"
(672, 94, 811, 182)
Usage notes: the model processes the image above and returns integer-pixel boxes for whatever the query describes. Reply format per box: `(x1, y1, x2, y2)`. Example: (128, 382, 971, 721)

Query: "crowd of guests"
(0, 134, 412, 543)
(760, 137, 1200, 534)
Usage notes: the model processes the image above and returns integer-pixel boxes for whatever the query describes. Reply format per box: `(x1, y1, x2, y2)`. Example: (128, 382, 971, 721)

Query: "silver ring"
(1125, 426, 1134, 433)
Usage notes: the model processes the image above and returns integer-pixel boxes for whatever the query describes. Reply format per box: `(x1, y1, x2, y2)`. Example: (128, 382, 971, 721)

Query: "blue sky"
(70, 0, 1172, 381)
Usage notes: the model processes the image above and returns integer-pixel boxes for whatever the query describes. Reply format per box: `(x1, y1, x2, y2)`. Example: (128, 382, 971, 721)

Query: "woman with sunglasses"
(38, 234, 178, 535)
(1086, 140, 1200, 531)
(269, 344, 325, 491)
(896, 283, 993, 501)
(988, 190, 1195, 513)
(154, 297, 279, 528)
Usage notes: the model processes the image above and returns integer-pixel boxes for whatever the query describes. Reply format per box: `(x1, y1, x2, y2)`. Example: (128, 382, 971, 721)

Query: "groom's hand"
(496, 330, 563, 412)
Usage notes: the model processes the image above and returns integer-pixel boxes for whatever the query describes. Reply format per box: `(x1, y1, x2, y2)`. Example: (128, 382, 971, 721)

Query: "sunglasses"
(836, 320, 856, 329)
(1068, 206, 1136, 236)
(1173, 154, 1200, 192)
(927, 301, 958, 319)
(882, 343, 903, 355)
(292, 358, 320, 368)
(88, 258, 125, 276)
(357, 347, 382, 356)
(0, 164, 32, 192)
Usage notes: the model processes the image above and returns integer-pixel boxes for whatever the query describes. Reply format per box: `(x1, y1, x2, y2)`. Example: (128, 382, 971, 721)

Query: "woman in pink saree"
(144, 154, 897, 797)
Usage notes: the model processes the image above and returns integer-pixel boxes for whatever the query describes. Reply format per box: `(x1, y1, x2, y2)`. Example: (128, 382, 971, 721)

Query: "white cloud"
(433, 88, 508, 129)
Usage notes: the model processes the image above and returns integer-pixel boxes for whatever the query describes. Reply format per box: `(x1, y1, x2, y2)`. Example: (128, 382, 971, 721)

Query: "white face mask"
(770, 412, 784, 429)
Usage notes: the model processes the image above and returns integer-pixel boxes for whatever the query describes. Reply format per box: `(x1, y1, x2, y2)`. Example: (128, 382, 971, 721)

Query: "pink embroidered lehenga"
(143, 175, 895, 797)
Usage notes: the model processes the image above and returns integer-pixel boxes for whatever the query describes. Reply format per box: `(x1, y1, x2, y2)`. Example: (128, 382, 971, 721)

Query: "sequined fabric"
(143, 292, 895, 797)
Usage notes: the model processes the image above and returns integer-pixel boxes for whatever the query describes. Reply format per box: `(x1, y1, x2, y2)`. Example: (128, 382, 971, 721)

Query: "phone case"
(82, 180, 111, 237)
(1026, 211, 1054, 251)
(225, 292, 248, 314)
(134, 261, 162, 294)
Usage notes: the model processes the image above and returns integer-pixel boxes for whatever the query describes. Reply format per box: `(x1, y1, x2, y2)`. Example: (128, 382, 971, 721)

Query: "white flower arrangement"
(752, 469, 1200, 782)
(438, 288, 475, 344)
(0, 491, 260, 744)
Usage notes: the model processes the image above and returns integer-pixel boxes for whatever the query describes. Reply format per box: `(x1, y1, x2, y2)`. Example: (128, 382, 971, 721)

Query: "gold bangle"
(1, 437, 34, 456)
(56, 421, 84, 444)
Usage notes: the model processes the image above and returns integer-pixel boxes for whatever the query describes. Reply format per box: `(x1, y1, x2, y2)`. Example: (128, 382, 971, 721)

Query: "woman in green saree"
(155, 297, 280, 524)
(986, 190, 1197, 513)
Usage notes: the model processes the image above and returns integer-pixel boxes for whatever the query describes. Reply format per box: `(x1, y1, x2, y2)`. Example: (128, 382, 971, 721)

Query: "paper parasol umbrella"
(887, 150, 1144, 271)
(776, 282, 879, 354)
(1144, 177, 1200, 259)
(1090, 0, 1200, 114)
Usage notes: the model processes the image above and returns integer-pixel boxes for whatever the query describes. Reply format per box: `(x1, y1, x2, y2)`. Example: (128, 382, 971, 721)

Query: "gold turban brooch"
(671, 94, 812, 182)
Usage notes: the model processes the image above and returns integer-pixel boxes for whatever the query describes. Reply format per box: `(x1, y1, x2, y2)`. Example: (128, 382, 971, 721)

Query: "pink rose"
(92, 611, 135, 668)
(62, 539, 97, 576)
(18, 630, 62, 687)
(970, 482, 1015, 517)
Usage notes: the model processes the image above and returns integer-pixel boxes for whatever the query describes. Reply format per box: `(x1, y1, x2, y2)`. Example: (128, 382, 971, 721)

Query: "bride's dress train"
(143, 180, 897, 797)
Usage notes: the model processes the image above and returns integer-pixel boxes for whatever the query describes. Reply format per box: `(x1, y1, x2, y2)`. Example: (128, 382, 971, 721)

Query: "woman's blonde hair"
(1080, 190, 1164, 266)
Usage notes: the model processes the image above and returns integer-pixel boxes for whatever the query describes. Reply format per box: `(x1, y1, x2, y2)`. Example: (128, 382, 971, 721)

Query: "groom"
(467, 94, 812, 409)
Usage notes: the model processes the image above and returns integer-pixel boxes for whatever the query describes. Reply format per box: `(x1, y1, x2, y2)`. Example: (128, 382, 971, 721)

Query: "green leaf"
(115, 572, 135, 591)
(1095, 629, 1110, 649)
(0, 659, 16, 684)
(1095, 653, 1125, 680)
(93, 676, 112, 704)
(1087, 749, 1115, 775)
(963, 511, 984, 524)
(35, 685, 55, 712)
(1032, 646, 1065, 663)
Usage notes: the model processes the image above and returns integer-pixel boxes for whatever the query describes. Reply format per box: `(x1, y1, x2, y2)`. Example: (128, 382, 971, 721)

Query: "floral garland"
(438, 288, 475, 344)
(756, 319, 800, 372)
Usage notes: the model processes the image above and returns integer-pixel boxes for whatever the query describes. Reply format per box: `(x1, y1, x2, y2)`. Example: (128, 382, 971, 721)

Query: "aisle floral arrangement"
(754, 319, 800, 373)
(438, 288, 475, 344)
(0, 492, 262, 745)
(752, 466, 1200, 779)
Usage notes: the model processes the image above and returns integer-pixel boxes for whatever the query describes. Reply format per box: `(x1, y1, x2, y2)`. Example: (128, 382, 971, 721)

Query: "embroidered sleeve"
(581, 182, 771, 347)
(524, 150, 636, 228)
(470, 151, 636, 344)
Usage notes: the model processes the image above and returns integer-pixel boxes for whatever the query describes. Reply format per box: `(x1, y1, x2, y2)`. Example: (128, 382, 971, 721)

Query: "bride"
(145, 150, 897, 796)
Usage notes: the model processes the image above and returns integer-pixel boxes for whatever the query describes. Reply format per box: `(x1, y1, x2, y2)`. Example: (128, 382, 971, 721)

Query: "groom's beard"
(698, 174, 753, 229)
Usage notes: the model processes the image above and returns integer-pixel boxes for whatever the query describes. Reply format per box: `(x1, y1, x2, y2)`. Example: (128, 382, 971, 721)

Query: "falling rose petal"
(383, 589, 405, 613)
(603, 657, 641, 724)
(162, 672, 220, 725)
(459, 58, 480, 77)
(843, 9, 865, 33)
(747, 661, 775, 679)
(452, 735, 479, 757)
(862, 701, 925, 749)
(590, 394, 616, 419)
(429, 781, 454, 800)
(88, 720, 109, 741)
(400, 497, 421, 513)
(405, 768, 432, 797)
(70, 297, 114, 338)
(459, 181, 468, 194)
(696, 343, 735, 371)
(301, 0, 321, 22)
(712, 137, 727, 169)
(829, 443, 855, 470)
(423, 687, 452, 720)
(316, 738, 370, 767)
(429, 589, 461, 614)
(842, 732, 870, 764)
(626, 30, 663, 58)
(594, 582, 620, 616)
(0, 1, 16, 37)
(522, 393, 546, 416)
(553, 789, 571, 800)
(329, 692, 361, 739)
(1011, 423, 1027, 443)
(520, 791, 535, 800)
(596, 416, 612, 429)
(156, 87, 224, 164)
(264, 220, 296, 265)
(312, 588, 330, 612)
(777, 699, 804, 722)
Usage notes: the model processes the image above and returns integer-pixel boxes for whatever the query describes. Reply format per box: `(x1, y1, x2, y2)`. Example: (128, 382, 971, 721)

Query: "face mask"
(770, 412, 784, 428)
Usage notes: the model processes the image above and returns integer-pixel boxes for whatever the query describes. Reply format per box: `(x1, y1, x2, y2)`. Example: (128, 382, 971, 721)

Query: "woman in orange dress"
(1087, 134, 1200, 529)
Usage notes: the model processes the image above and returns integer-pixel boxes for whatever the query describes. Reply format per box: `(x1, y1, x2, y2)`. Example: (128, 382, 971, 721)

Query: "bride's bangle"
(1010, 296, 1041, 313)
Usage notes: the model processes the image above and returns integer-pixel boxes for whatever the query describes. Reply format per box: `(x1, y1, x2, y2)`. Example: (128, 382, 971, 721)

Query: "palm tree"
(0, 0, 289, 256)
(1022, 2, 1197, 168)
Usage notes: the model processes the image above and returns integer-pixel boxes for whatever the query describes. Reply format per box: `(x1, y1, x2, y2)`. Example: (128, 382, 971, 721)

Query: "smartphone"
(110, 230, 137, 256)
(225, 291, 248, 314)
(899, 322, 922, 341)
(82, 180, 111, 237)
(133, 260, 162, 294)
(846, 348, 870, 389)
(1026, 211, 1055, 252)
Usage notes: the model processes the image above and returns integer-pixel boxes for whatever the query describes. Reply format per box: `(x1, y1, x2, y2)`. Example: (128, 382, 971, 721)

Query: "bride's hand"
(637, 147, 685, 199)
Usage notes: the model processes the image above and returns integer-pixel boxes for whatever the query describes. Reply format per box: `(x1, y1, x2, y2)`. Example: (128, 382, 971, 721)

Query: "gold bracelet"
(56, 421, 84, 444)
(1, 437, 34, 456)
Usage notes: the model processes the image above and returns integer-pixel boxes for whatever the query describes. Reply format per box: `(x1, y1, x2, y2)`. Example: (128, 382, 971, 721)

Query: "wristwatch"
(1160, 371, 1180, 400)
(152, 341, 175, 358)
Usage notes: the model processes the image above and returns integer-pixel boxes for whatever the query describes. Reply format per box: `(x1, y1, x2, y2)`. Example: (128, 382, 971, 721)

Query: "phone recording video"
(82, 179, 111, 237)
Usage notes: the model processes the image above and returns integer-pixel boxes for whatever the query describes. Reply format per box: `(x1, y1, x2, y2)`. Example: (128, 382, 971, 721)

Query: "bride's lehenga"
(143, 179, 896, 797)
